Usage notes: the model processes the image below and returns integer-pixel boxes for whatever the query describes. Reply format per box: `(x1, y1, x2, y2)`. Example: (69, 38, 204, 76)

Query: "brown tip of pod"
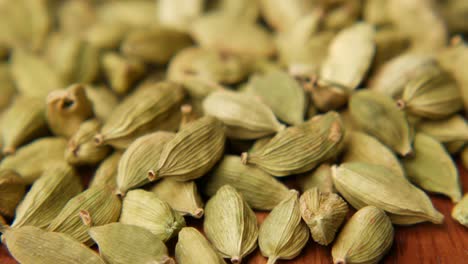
(147, 170, 159, 182)
(334, 259, 346, 264)
(240, 152, 249, 165)
(114, 189, 125, 198)
(192, 208, 204, 218)
(2, 146, 16, 156)
(231, 256, 242, 264)
(94, 134, 105, 145)
(79, 210, 93, 226)
(396, 99, 406, 110)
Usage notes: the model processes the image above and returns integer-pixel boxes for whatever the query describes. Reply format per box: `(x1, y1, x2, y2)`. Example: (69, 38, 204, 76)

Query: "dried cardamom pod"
(10, 48, 64, 99)
(48, 186, 122, 246)
(66, 119, 111, 166)
(246, 70, 305, 125)
(0, 64, 16, 111)
(89, 151, 123, 189)
(157, 0, 204, 31)
(258, 190, 309, 264)
(121, 26, 192, 64)
(117, 132, 175, 195)
(349, 90, 412, 156)
(89, 223, 174, 264)
(212, 0, 259, 21)
(190, 13, 276, 58)
(298, 163, 335, 193)
(398, 66, 463, 120)
(120, 189, 185, 242)
(46, 84, 94, 138)
(96, 0, 158, 27)
(85, 22, 130, 50)
(0, 137, 67, 183)
(258, 0, 314, 32)
(102, 52, 146, 95)
(342, 131, 405, 178)
(332, 206, 394, 264)
(204, 155, 289, 210)
(176, 227, 225, 264)
(12, 162, 82, 229)
(403, 133, 462, 202)
(416, 114, 468, 143)
(0, 170, 26, 218)
(95, 81, 185, 149)
(332, 162, 444, 225)
(204, 185, 258, 263)
(203, 90, 284, 139)
(452, 194, 468, 227)
(150, 179, 204, 218)
(1, 96, 47, 155)
(242, 111, 345, 176)
(300, 188, 348, 246)
(0, 226, 105, 264)
(85, 85, 119, 122)
(149, 116, 225, 182)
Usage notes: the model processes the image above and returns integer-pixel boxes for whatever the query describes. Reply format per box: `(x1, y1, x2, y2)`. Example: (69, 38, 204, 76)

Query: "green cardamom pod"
(85, 85, 119, 122)
(402, 133, 462, 202)
(1, 226, 105, 264)
(102, 52, 146, 95)
(1, 96, 47, 155)
(150, 178, 204, 218)
(176, 227, 225, 264)
(95, 81, 185, 149)
(149, 116, 226, 181)
(204, 185, 258, 263)
(46, 84, 94, 138)
(117, 132, 175, 195)
(85, 22, 130, 50)
(89, 151, 122, 189)
(0, 170, 27, 218)
(249, 136, 272, 153)
(416, 114, 468, 143)
(47, 186, 122, 246)
(332, 206, 394, 264)
(89, 223, 174, 264)
(0, 63, 16, 111)
(204, 155, 289, 210)
(0, 137, 68, 183)
(342, 131, 405, 178)
(349, 90, 412, 156)
(258, 190, 309, 264)
(203, 90, 284, 139)
(298, 164, 335, 193)
(119, 189, 186, 242)
(12, 162, 82, 229)
(242, 111, 345, 176)
(66, 119, 112, 166)
(332, 162, 444, 225)
(452, 194, 468, 227)
(300, 188, 348, 246)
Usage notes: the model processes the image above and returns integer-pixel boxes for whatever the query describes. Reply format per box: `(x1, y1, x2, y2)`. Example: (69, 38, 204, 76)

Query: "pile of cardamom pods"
(1, 0, 468, 263)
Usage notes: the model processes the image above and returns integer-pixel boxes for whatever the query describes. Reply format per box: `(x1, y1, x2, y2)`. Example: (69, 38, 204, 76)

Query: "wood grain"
(1, 163, 467, 264)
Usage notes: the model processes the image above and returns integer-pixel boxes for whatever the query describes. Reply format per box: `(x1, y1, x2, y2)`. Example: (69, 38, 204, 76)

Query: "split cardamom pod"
(258, 190, 309, 264)
(102, 52, 146, 95)
(0, 170, 27, 218)
(332, 206, 394, 264)
(89, 151, 122, 189)
(298, 163, 335, 193)
(452, 194, 468, 227)
(300, 188, 348, 246)
(176, 227, 225, 264)
(204, 185, 258, 263)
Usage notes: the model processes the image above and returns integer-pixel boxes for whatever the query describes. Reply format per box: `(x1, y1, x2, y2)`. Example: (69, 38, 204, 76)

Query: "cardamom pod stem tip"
(231, 256, 242, 264)
(147, 170, 158, 182)
(2, 146, 15, 155)
(267, 256, 279, 264)
(94, 134, 105, 146)
(79, 210, 93, 226)
(396, 99, 406, 110)
(193, 208, 204, 218)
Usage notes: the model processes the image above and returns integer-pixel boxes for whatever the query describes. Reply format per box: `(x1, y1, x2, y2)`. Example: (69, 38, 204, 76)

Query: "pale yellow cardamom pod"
(102, 52, 146, 95)
(416, 114, 468, 143)
(175, 227, 225, 264)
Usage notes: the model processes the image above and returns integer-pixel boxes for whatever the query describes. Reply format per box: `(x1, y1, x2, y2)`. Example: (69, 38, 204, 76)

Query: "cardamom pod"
(204, 155, 289, 210)
(349, 90, 412, 156)
(157, 0, 204, 31)
(149, 116, 225, 182)
(258, 190, 309, 264)
(445, 140, 466, 155)
(210, 0, 259, 22)
(102, 52, 146, 95)
(1, 96, 47, 155)
(373, 28, 410, 68)
(258, 0, 314, 32)
(150, 178, 204, 218)
(121, 26, 192, 64)
(89, 151, 122, 189)
(12, 162, 82, 229)
(47, 186, 122, 246)
(119, 189, 186, 241)
(95, 81, 185, 149)
(249, 136, 272, 153)
(452, 194, 468, 227)
(0, 137, 67, 183)
(1, 226, 105, 264)
(402, 133, 462, 202)
(246, 70, 306, 125)
(89, 223, 174, 264)
(57, 0, 96, 35)
(0, 170, 27, 218)
(332, 206, 394, 264)
(204, 185, 258, 263)
(342, 131, 405, 178)
(117, 132, 175, 195)
(176, 227, 225, 264)
(299, 188, 348, 246)
(203, 90, 284, 139)
(416, 114, 468, 143)
(85, 85, 119, 122)
(46, 84, 94, 138)
(96, 0, 157, 27)
(85, 22, 130, 50)
(66, 119, 112, 166)
(298, 163, 335, 193)
(0, 63, 16, 111)
(242, 111, 345, 176)
(332, 162, 444, 225)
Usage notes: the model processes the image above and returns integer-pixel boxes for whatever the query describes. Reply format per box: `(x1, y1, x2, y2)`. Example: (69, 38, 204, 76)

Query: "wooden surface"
(1, 163, 468, 264)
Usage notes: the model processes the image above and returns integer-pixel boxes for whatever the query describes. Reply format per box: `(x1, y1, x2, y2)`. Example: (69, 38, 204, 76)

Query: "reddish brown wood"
(1, 164, 467, 264)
